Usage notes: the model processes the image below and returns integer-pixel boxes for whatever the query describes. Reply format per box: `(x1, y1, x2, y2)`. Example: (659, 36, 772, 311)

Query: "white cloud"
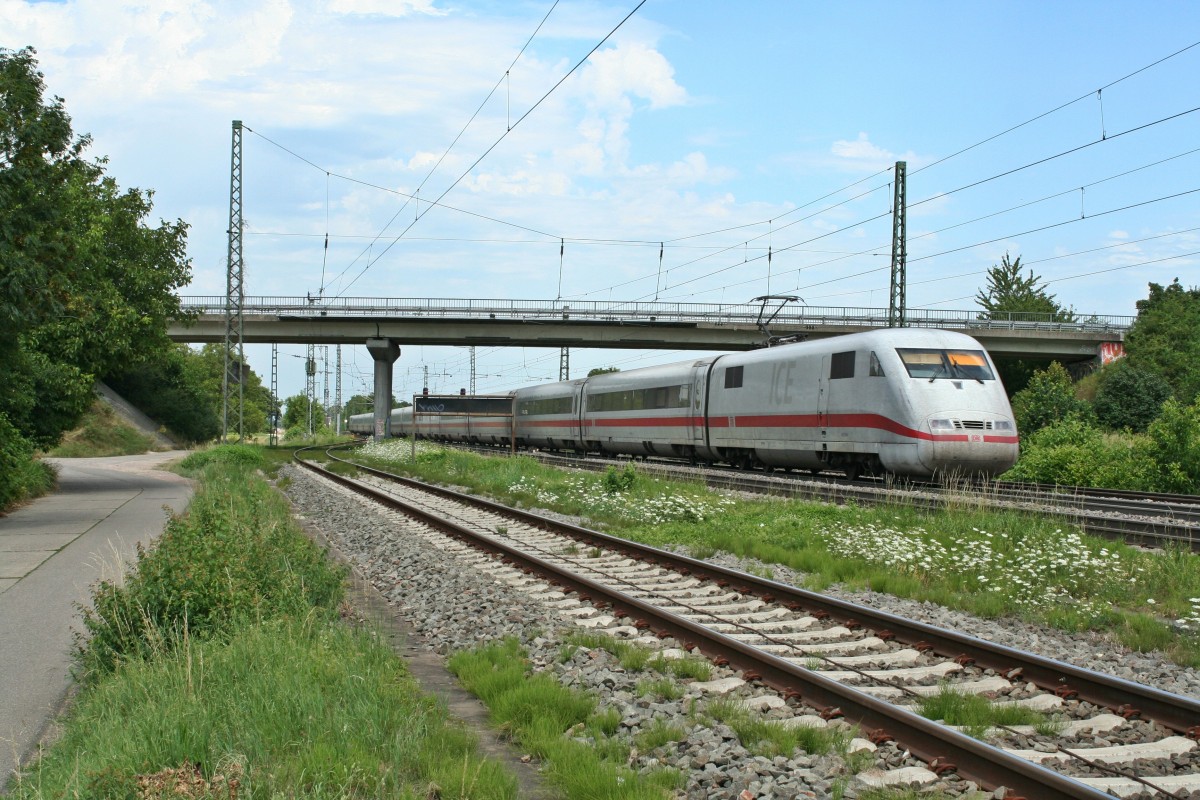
(577, 41, 687, 111)
(327, 0, 446, 16)
(831, 132, 892, 162)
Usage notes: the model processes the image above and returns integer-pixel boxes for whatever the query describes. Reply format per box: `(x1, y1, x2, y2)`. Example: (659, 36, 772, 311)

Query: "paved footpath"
(0, 453, 192, 792)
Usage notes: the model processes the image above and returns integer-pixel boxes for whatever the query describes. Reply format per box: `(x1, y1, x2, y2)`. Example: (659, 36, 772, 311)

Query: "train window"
(587, 385, 690, 412)
(830, 351, 855, 380)
(724, 366, 744, 389)
(517, 396, 573, 415)
(896, 348, 995, 380)
(869, 351, 885, 377)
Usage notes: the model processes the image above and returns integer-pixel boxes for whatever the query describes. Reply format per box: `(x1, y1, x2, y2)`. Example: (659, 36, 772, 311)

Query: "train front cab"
(703, 330, 1018, 479)
(891, 345, 1019, 477)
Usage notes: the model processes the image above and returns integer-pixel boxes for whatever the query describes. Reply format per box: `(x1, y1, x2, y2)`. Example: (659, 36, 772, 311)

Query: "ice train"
(348, 328, 1019, 478)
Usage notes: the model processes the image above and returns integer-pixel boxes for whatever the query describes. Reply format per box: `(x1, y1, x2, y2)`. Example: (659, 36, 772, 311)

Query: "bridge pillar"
(365, 338, 400, 441)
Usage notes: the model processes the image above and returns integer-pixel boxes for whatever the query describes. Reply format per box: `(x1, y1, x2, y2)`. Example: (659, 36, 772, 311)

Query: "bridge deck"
(169, 297, 1129, 362)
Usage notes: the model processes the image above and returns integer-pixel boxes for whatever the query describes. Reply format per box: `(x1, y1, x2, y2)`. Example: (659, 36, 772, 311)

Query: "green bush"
(78, 461, 345, 676)
(0, 411, 55, 509)
(1143, 398, 1200, 493)
(283, 424, 308, 442)
(602, 463, 638, 493)
(1010, 362, 1093, 437)
(1004, 418, 1156, 489)
(178, 443, 265, 472)
(1093, 361, 1171, 432)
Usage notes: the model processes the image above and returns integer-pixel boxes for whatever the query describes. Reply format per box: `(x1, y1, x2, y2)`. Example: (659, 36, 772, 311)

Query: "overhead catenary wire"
(802, 226, 1200, 304)
(333, 0, 649, 298)
(244, 128, 560, 240)
(632, 117, 1200, 307)
(915, 249, 1200, 308)
(783, 187, 1200, 299)
(553, 39, 1200, 302)
(909, 38, 1200, 178)
(333, 0, 564, 292)
(659, 184, 1199, 307)
(909, 105, 1200, 211)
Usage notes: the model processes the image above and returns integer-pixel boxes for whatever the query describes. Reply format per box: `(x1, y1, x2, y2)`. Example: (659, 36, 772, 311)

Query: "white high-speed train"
(348, 328, 1019, 478)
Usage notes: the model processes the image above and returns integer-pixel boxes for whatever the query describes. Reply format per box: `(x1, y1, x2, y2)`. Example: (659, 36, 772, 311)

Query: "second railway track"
(445, 443, 1200, 551)
(290, 445, 1200, 799)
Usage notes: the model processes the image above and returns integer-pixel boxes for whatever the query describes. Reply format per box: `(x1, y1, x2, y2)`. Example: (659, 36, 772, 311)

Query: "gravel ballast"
(280, 464, 1200, 798)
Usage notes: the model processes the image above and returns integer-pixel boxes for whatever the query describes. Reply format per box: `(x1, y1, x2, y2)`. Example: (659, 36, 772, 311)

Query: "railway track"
(295, 445, 1200, 799)
(438, 443, 1200, 551)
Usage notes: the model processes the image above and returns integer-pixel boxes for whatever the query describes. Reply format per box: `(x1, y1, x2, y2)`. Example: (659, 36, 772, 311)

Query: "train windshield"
(896, 348, 995, 381)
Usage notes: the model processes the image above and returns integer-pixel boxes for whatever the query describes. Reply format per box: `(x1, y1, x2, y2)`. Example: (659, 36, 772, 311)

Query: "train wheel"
(844, 463, 862, 480)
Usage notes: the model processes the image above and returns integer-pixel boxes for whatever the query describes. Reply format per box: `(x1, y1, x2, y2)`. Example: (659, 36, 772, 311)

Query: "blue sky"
(5, 0, 1198, 405)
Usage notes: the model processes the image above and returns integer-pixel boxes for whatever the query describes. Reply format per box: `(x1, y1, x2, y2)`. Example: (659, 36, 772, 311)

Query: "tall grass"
(13, 443, 519, 800)
(12, 620, 517, 800)
(79, 453, 345, 676)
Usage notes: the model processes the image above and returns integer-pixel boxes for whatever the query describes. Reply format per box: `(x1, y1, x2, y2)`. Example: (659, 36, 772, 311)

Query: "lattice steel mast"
(888, 160, 907, 328)
(335, 345, 343, 434)
(222, 120, 245, 441)
(269, 343, 279, 446)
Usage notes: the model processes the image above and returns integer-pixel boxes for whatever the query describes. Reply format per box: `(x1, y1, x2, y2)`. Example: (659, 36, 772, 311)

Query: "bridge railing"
(177, 297, 1134, 333)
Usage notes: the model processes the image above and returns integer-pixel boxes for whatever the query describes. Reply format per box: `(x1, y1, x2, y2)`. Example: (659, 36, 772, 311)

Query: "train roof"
(722, 328, 989, 367)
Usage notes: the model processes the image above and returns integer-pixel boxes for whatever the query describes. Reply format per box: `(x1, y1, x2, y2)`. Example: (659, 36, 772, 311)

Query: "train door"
(576, 384, 589, 448)
(690, 370, 706, 446)
(818, 354, 830, 436)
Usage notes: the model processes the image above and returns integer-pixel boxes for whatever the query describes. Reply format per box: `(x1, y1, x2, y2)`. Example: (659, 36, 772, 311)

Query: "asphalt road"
(0, 452, 192, 792)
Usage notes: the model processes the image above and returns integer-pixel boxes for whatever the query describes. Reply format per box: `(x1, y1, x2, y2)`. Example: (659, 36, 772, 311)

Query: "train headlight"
(929, 418, 954, 432)
(993, 420, 1014, 431)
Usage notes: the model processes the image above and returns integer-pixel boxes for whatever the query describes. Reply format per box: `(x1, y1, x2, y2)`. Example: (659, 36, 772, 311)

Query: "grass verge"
(9, 446, 519, 800)
(351, 439, 1200, 667)
(47, 399, 157, 458)
(14, 620, 517, 799)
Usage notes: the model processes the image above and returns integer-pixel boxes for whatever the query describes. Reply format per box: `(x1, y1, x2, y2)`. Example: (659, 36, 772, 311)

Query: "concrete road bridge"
(169, 296, 1130, 363)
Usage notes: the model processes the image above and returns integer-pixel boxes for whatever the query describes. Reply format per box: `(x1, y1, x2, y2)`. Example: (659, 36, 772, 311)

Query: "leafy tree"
(975, 253, 1076, 395)
(187, 344, 275, 435)
(0, 47, 88, 336)
(0, 47, 191, 460)
(587, 367, 620, 376)
(1092, 361, 1171, 433)
(1009, 362, 1092, 438)
(975, 253, 1074, 321)
(1124, 279, 1200, 405)
(282, 393, 328, 434)
(104, 345, 220, 444)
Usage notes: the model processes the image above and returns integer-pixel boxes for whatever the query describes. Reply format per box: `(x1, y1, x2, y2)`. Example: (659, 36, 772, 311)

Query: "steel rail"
(324, 446, 1200, 734)
(464, 445, 1200, 551)
(294, 450, 1116, 799)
